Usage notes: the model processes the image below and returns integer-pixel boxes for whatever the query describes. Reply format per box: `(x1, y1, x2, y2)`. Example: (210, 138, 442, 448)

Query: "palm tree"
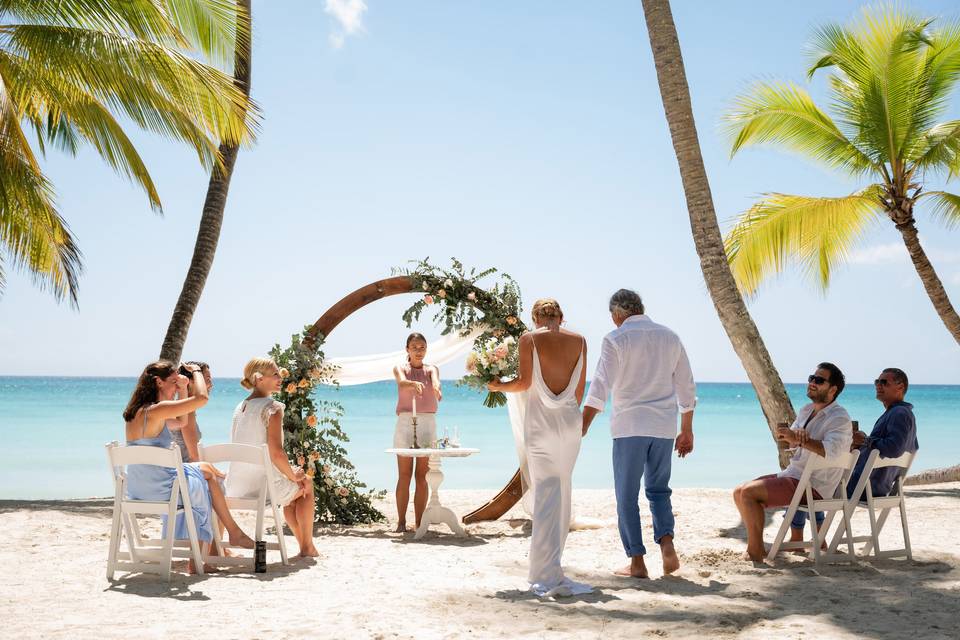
(724, 5, 960, 345)
(640, 0, 797, 467)
(0, 0, 257, 305)
(159, 0, 251, 363)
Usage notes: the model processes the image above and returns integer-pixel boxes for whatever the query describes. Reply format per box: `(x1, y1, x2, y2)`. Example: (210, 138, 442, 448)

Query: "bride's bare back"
(522, 329, 587, 398)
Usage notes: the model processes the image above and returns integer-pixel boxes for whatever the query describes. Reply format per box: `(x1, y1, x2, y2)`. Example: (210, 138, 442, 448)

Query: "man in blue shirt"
(789, 367, 918, 540)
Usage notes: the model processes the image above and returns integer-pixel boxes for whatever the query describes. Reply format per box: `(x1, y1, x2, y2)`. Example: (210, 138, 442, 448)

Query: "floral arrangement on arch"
(397, 258, 528, 407)
(270, 330, 385, 525)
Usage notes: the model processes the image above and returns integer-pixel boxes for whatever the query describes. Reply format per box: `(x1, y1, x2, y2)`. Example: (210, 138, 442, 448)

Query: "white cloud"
(325, 0, 367, 49)
(848, 240, 960, 265)
(847, 242, 907, 265)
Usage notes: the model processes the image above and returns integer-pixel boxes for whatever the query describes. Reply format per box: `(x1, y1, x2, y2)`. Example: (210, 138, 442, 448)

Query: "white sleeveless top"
(224, 397, 300, 505)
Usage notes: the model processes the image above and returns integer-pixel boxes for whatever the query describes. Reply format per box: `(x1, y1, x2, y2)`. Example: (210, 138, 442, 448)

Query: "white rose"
(324, 477, 334, 487)
(444, 278, 453, 288)
(422, 282, 429, 291)
(340, 498, 348, 505)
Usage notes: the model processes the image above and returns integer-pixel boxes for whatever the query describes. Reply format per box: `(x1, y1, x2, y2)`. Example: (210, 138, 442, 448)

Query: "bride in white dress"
(488, 298, 593, 597)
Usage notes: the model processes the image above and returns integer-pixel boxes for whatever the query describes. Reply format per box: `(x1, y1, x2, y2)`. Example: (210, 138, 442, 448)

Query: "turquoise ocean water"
(0, 377, 955, 499)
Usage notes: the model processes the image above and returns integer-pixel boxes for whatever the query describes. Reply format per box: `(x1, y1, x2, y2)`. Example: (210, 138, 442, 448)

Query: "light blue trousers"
(613, 436, 675, 557)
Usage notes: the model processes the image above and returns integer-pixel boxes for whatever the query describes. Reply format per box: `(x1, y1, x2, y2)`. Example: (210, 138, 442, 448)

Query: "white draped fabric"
(327, 326, 486, 386)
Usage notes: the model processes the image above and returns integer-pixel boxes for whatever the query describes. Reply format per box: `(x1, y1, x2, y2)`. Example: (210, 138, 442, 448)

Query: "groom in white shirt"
(582, 289, 696, 578)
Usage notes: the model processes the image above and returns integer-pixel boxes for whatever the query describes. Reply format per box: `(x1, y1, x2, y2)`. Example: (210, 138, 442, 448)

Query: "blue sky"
(1, 0, 959, 384)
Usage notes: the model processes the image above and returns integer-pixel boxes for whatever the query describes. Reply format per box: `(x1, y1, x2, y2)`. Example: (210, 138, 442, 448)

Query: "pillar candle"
(412, 395, 417, 418)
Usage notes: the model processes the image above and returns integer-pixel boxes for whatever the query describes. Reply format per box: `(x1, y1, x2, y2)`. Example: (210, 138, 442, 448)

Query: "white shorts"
(393, 413, 437, 449)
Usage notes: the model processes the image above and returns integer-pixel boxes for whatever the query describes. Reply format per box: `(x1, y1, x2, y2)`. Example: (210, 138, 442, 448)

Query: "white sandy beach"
(1, 484, 957, 640)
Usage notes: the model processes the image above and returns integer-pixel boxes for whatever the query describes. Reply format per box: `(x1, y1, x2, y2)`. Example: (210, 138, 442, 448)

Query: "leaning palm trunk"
(898, 223, 960, 343)
(641, 0, 795, 467)
(160, 0, 252, 363)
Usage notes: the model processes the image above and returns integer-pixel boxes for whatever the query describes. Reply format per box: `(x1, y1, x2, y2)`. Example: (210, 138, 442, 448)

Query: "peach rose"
(306, 414, 318, 427)
(305, 467, 316, 478)
(296, 455, 306, 466)
(286, 382, 298, 393)
(467, 292, 477, 302)
(279, 367, 290, 379)
(438, 289, 446, 299)
(298, 378, 310, 389)
(505, 316, 517, 326)
(424, 294, 434, 304)
(337, 486, 349, 497)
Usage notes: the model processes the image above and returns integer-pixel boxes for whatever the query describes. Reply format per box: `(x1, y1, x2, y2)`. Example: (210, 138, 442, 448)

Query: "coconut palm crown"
(0, 0, 258, 305)
(724, 5, 960, 344)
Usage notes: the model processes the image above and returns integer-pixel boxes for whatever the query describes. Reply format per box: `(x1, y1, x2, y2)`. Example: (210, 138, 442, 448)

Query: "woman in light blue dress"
(123, 361, 255, 572)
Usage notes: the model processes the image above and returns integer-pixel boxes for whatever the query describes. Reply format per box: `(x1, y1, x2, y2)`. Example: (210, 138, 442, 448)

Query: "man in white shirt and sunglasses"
(733, 362, 852, 562)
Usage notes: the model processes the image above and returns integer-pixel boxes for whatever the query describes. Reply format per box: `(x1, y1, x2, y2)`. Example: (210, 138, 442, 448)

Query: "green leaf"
(724, 187, 886, 295)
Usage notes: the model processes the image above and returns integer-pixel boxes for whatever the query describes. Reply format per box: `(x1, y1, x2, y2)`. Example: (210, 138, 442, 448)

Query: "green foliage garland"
(270, 329, 385, 525)
(397, 258, 528, 407)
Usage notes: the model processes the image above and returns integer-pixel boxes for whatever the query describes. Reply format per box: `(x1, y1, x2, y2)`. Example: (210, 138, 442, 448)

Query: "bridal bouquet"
(461, 334, 518, 408)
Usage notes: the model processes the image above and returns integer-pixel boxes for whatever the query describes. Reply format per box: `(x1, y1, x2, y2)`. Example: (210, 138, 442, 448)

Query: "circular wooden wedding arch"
(305, 275, 523, 523)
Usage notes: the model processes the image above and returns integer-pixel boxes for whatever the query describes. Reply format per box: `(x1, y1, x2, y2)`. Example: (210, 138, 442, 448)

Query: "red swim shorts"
(755, 474, 822, 508)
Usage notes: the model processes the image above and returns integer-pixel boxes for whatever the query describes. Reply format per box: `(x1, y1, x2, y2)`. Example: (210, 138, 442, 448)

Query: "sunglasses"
(808, 374, 830, 385)
(874, 378, 892, 386)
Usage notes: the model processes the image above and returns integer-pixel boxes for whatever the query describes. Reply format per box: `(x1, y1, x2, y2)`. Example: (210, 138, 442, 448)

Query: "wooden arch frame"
(306, 275, 523, 523)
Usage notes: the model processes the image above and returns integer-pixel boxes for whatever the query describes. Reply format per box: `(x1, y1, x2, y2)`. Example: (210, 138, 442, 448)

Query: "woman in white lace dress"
(225, 358, 319, 558)
(488, 299, 593, 597)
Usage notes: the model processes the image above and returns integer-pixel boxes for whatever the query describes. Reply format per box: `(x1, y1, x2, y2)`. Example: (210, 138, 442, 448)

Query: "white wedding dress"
(523, 335, 593, 597)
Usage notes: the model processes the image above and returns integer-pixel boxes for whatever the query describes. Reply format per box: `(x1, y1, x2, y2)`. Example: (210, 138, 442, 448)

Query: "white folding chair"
(829, 449, 915, 561)
(765, 450, 861, 565)
(200, 443, 290, 567)
(105, 441, 205, 581)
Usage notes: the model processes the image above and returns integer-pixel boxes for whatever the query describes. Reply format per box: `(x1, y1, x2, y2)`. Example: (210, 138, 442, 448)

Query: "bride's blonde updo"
(240, 357, 277, 390)
(531, 298, 563, 324)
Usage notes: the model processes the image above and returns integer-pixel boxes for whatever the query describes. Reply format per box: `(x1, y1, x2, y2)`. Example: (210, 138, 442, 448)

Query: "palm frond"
(0, 0, 184, 44)
(909, 120, 960, 176)
(163, 0, 248, 70)
(808, 6, 939, 166)
(1, 0, 247, 68)
(725, 81, 876, 175)
(922, 190, 960, 230)
(724, 187, 885, 295)
(0, 72, 81, 303)
(4, 24, 258, 149)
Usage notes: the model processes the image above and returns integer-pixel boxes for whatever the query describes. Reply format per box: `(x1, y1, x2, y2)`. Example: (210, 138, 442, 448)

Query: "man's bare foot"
(296, 546, 320, 558)
(660, 537, 680, 574)
(394, 522, 409, 533)
(742, 549, 765, 563)
(614, 556, 649, 578)
(229, 530, 256, 549)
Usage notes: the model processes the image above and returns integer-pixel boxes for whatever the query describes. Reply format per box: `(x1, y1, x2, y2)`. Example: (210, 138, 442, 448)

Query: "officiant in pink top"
(391, 332, 442, 532)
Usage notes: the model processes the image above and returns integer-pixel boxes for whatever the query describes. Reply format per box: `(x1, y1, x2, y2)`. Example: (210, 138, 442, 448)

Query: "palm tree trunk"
(641, 0, 795, 467)
(897, 222, 960, 345)
(159, 0, 252, 363)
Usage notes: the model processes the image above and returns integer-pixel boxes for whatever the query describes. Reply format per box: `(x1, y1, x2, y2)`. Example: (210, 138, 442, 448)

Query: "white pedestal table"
(385, 447, 480, 539)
